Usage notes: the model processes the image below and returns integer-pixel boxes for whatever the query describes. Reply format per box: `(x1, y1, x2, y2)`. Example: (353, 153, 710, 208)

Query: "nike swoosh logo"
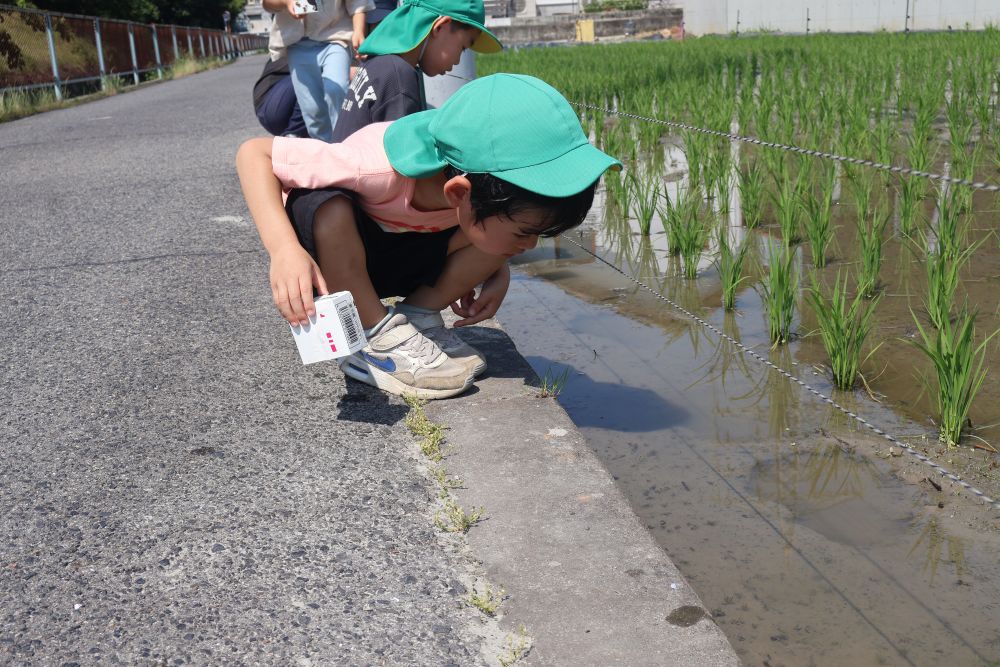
(362, 351, 396, 373)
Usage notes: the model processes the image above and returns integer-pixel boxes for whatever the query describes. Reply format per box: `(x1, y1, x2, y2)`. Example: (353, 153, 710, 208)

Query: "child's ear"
(430, 16, 453, 34)
(442, 174, 471, 208)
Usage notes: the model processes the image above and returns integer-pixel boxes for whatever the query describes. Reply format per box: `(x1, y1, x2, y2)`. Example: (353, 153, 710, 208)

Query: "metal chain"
(563, 235, 1000, 511)
(573, 101, 1000, 193)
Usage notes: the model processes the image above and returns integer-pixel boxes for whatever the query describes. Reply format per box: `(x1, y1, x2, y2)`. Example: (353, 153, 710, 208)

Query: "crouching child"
(236, 73, 620, 399)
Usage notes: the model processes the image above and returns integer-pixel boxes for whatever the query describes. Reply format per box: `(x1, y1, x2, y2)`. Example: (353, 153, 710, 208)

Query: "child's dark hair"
(445, 166, 597, 237)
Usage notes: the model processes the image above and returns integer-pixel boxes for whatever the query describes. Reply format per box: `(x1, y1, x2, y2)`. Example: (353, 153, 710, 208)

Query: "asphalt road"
(0, 56, 486, 665)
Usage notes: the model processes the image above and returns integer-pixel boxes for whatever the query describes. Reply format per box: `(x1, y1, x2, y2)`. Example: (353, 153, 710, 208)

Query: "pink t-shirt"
(271, 122, 455, 234)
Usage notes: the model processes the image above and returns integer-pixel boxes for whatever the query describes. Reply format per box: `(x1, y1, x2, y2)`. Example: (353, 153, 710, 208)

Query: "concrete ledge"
(486, 8, 682, 45)
(427, 319, 740, 665)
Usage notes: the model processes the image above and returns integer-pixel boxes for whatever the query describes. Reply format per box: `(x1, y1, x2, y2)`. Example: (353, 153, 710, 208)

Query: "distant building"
(243, 1, 273, 35)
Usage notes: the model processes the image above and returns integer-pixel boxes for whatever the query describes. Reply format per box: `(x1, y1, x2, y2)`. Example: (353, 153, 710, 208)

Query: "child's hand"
(283, 0, 305, 18)
(270, 244, 329, 325)
(450, 263, 510, 327)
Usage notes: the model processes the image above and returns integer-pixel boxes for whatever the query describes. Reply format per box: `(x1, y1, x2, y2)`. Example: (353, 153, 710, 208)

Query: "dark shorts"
(285, 187, 457, 298)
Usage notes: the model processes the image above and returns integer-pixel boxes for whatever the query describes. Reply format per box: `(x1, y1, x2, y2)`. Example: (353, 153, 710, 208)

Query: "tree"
(22, 1, 247, 28)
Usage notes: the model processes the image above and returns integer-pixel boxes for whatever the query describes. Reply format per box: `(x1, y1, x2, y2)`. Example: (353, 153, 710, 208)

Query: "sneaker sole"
(340, 356, 474, 400)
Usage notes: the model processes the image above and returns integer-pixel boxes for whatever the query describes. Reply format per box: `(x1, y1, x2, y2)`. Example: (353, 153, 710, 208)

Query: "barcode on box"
(337, 301, 362, 346)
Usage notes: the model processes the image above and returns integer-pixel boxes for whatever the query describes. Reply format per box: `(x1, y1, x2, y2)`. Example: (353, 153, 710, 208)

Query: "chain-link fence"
(0, 3, 267, 100)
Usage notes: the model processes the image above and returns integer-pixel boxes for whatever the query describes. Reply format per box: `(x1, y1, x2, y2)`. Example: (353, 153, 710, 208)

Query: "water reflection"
(907, 518, 968, 585)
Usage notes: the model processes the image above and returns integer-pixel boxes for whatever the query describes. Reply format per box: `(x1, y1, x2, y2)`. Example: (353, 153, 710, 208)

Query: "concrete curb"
(426, 315, 740, 666)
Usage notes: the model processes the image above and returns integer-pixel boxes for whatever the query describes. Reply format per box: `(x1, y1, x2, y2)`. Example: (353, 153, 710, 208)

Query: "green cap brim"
(385, 110, 622, 197)
(359, 3, 502, 56)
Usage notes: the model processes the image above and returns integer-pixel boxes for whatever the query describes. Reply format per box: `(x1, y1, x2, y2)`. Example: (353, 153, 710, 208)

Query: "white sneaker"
(339, 313, 473, 399)
(403, 309, 487, 377)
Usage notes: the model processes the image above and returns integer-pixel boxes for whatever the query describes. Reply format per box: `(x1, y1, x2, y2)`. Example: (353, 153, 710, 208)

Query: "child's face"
(421, 19, 478, 76)
(458, 209, 545, 258)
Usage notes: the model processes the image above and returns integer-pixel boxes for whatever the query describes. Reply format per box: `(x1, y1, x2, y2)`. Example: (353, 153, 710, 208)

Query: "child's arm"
(236, 137, 329, 326)
(451, 262, 511, 327)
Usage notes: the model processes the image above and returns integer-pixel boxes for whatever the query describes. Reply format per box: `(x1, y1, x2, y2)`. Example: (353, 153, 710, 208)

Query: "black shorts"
(285, 187, 457, 298)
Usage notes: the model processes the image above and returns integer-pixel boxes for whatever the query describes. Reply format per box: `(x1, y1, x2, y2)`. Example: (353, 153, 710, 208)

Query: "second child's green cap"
(384, 73, 621, 198)
(359, 0, 502, 56)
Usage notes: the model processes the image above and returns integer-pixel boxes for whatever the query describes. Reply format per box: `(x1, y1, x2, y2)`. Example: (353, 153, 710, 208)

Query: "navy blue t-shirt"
(331, 55, 424, 143)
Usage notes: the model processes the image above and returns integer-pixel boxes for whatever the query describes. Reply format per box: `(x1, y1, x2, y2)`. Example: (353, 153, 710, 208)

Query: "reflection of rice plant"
(627, 171, 660, 236)
(715, 226, 750, 309)
(738, 158, 766, 228)
(674, 194, 710, 279)
(806, 271, 881, 390)
(907, 518, 967, 585)
(911, 309, 1000, 448)
(856, 204, 889, 298)
(759, 242, 797, 345)
(800, 162, 836, 268)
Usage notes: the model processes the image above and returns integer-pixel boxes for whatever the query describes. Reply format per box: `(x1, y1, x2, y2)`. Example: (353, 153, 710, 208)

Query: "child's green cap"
(359, 0, 502, 56)
(384, 74, 621, 198)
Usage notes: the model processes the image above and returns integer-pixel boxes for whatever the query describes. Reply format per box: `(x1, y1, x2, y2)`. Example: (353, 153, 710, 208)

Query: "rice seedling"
(921, 232, 981, 330)
(603, 169, 630, 214)
(714, 225, 750, 309)
(627, 171, 660, 236)
(910, 308, 1000, 448)
(768, 156, 804, 246)
(856, 204, 889, 298)
(800, 162, 836, 268)
(674, 192, 710, 279)
(806, 271, 882, 390)
(759, 242, 798, 345)
(738, 158, 766, 229)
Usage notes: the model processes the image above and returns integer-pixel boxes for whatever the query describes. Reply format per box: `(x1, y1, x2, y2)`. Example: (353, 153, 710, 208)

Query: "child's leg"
(403, 232, 506, 311)
(287, 40, 333, 141)
(311, 196, 387, 328)
(316, 42, 351, 138)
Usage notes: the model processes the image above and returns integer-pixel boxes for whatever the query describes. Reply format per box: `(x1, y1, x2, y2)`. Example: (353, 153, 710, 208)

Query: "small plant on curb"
(538, 365, 571, 398)
(403, 394, 446, 461)
(430, 465, 463, 495)
(434, 497, 484, 534)
(467, 582, 506, 617)
(498, 625, 531, 667)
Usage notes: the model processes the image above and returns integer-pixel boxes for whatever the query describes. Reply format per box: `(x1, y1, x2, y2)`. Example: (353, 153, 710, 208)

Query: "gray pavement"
(0, 55, 739, 665)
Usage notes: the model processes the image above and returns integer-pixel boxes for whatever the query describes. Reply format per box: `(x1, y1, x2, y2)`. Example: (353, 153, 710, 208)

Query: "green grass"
(911, 309, 999, 448)
(807, 271, 882, 390)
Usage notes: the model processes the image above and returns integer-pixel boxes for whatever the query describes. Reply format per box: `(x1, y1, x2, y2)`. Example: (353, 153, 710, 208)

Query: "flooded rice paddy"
(496, 144, 1000, 665)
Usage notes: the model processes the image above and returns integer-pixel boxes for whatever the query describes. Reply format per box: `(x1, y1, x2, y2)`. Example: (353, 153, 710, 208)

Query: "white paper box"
(289, 291, 367, 364)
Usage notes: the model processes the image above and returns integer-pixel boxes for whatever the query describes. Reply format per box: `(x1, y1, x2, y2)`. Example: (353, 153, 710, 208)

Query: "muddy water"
(498, 221, 1000, 664)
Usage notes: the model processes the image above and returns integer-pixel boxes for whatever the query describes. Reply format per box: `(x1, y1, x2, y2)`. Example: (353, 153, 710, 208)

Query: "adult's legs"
(287, 39, 333, 141)
(316, 42, 351, 139)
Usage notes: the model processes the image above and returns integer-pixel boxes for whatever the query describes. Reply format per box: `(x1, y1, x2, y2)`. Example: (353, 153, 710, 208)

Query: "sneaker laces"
(397, 330, 441, 365)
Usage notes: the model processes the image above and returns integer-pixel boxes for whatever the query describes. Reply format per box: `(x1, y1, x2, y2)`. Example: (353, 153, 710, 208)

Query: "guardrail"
(0, 3, 267, 100)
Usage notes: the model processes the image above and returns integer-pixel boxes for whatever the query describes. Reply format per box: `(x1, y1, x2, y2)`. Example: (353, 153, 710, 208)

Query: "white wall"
(677, 0, 1000, 35)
